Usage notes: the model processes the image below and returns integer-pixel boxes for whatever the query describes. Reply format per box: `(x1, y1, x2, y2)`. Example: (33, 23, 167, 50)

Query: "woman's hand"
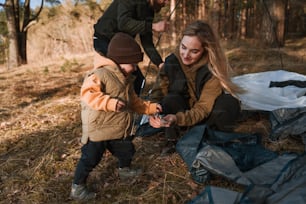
(149, 115, 167, 128)
(149, 114, 176, 128)
(163, 114, 177, 126)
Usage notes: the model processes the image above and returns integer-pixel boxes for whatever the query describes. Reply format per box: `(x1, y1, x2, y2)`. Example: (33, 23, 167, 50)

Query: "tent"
(232, 70, 306, 111)
(177, 70, 306, 203)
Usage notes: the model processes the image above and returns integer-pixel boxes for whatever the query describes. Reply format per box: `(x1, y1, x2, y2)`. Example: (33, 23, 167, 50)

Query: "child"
(70, 32, 162, 201)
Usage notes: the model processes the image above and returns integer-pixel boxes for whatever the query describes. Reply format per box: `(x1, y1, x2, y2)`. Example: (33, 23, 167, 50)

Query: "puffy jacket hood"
(93, 51, 117, 69)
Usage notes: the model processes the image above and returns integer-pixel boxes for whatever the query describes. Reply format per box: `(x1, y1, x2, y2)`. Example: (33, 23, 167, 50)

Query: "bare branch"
(24, 19, 38, 31)
(29, 0, 44, 22)
(22, 0, 44, 32)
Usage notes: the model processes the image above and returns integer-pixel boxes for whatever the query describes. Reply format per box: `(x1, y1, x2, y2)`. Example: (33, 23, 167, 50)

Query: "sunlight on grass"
(0, 37, 305, 203)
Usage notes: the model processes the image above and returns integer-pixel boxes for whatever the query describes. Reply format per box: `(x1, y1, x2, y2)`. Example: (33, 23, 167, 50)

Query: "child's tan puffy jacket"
(80, 53, 158, 144)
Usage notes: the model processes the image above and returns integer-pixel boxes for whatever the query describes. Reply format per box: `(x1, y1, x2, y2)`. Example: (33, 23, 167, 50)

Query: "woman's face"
(179, 35, 204, 66)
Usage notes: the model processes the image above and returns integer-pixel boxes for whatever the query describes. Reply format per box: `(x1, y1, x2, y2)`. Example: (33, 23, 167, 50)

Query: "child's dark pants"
(73, 137, 135, 185)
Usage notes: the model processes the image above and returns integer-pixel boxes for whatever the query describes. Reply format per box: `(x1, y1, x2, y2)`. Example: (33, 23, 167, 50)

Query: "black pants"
(161, 93, 241, 139)
(93, 35, 145, 95)
(73, 137, 135, 185)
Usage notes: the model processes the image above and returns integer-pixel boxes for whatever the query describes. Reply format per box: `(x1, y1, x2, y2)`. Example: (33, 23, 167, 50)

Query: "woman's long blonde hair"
(182, 20, 244, 95)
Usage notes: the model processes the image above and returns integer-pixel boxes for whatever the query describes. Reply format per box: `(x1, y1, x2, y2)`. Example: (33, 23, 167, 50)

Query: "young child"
(70, 32, 162, 201)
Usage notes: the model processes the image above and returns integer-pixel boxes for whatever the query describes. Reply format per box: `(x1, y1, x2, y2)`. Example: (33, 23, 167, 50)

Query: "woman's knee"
(216, 94, 240, 114)
(207, 94, 241, 131)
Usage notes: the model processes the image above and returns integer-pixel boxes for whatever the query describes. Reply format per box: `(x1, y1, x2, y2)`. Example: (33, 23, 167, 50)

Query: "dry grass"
(0, 38, 305, 203)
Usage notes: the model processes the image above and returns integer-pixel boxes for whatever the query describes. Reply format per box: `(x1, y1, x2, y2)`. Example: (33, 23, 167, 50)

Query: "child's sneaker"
(118, 167, 142, 180)
(70, 183, 96, 201)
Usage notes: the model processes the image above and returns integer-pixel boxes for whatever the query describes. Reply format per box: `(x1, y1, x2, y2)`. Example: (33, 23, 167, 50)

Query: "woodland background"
(0, 0, 305, 67)
(0, 0, 305, 203)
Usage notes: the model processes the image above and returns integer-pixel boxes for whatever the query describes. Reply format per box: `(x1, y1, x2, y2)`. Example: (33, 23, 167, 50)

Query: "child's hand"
(149, 115, 165, 128)
(156, 104, 163, 113)
(115, 100, 126, 112)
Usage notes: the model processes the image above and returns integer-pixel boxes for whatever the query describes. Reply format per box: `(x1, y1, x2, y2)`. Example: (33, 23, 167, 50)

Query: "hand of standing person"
(158, 62, 164, 69)
(152, 20, 169, 32)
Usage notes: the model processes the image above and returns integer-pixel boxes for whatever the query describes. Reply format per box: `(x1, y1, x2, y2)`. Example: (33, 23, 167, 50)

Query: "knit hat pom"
(107, 32, 144, 64)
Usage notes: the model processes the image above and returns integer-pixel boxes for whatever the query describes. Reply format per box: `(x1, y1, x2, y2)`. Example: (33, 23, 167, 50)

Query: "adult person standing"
(149, 20, 245, 155)
(93, 0, 169, 94)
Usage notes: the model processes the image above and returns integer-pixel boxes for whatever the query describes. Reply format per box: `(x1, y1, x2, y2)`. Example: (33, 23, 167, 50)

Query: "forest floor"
(0, 37, 305, 203)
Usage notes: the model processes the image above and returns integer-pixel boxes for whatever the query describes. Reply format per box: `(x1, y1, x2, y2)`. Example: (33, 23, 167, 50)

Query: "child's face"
(120, 64, 137, 76)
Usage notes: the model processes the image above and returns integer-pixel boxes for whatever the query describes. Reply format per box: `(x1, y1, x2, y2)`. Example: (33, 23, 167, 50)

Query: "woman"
(149, 20, 244, 155)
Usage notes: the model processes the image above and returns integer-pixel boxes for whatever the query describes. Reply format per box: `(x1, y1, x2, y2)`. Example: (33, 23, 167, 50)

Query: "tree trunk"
(273, 0, 287, 46)
(253, 0, 262, 39)
(239, 0, 247, 39)
(223, 0, 229, 38)
(209, 0, 220, 34)
(182, 0, 187, 27)
(197, 0, 205, 20)
(229, 0, 236, 39)
(3, 0, 42, 68)
(170, 0, 177, 47)
(5, 0, 18, 68)
(261, 0, 275, 46)
(261, 0, 287, 47)
(19, 31, 27, 64)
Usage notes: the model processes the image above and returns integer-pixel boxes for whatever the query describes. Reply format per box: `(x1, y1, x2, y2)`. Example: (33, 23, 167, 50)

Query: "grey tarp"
(188, 154, 306, 204)
(269, 107, 306, 143)
(176, 124, 306, 204)
(176, 124, 279, 185)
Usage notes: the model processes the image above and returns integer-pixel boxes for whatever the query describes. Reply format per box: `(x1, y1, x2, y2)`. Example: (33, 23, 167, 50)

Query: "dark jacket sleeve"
(118, 0, 163, 66)
(140, 33, 163, 66)
(95, 0, 163, 66)
(117, 0, 153, 35)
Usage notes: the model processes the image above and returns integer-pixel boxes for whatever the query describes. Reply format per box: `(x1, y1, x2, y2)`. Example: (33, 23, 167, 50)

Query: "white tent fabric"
(232, 70, 306, 111)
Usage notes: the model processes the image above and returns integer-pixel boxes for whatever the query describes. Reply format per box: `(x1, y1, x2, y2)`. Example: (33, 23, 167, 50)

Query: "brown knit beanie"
(107, 32, 144, 64)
